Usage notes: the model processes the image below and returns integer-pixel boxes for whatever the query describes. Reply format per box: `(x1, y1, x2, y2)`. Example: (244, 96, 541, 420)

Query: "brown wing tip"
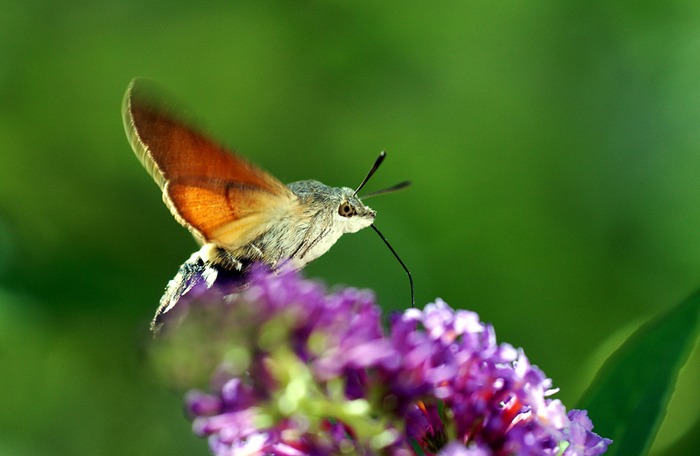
(122, 78, 171, 189)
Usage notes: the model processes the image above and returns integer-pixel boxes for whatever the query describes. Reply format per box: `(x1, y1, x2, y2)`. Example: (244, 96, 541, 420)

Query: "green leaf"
(577, 289, 700, 456)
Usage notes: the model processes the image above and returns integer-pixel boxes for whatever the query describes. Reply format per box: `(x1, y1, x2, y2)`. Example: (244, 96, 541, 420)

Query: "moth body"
(192, 180, 375, 271)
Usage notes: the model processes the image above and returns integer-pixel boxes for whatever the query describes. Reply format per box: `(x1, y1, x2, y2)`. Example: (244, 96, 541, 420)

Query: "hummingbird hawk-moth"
(122, 79, 412, 330)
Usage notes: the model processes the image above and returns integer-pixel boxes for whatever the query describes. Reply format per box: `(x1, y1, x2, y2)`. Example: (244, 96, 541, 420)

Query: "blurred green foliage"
(1, 1, 700, 454)
(579, 287, 700, 456)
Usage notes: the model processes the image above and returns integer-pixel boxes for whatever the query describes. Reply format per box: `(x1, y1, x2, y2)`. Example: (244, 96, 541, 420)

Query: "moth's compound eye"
(338, 202, 356, 217)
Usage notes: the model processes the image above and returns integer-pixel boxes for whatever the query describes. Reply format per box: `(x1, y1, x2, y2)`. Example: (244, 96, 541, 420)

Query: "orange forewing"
(123, 79, 296, 249)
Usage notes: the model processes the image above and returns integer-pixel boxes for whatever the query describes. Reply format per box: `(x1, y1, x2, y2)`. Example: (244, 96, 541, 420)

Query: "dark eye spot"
(338, 202, 355, 217)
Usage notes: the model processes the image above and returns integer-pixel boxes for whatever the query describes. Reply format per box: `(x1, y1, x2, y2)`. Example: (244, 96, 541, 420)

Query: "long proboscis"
(371, 224, 415, 308)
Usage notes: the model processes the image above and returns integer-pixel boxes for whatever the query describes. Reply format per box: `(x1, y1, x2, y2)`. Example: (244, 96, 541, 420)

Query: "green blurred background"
(2, 1, 699, 454)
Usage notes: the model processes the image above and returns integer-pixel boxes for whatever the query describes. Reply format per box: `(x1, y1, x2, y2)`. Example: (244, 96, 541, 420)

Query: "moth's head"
(288, 180, 375, 233)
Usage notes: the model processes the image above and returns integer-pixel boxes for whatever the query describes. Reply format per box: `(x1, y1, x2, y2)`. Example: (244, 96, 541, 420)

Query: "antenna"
(354, 151, 386, 196)
(362, 180, 411, 199)
(371, 224, 415, 308)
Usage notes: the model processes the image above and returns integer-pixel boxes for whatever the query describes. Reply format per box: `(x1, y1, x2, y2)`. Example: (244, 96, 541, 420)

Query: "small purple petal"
(438, 442, 491, 456)
(564, 410, 612, 456)
(186, 390, 222, 417)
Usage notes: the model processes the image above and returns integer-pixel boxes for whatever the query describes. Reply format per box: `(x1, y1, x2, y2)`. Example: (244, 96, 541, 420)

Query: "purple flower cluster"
(153, 267, 611, 455)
